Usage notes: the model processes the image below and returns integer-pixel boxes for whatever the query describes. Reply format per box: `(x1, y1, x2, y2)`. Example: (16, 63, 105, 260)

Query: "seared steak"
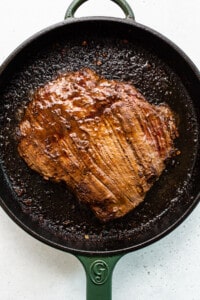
(18, 68, 178, 222)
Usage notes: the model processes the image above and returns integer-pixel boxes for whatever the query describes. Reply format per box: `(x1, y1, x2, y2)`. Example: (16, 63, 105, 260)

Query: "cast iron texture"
(0, 18, 199, 255)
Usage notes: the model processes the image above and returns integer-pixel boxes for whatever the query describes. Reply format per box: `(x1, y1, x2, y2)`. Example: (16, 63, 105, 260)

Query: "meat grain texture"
(18, 69, 178, 222)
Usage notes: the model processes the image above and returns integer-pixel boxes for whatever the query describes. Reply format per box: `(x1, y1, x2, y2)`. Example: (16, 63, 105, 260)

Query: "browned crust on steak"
(18, 68, 178, 222)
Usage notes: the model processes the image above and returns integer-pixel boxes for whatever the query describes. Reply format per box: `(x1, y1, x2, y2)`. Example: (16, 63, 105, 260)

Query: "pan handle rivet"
(90, 260, 109, 285)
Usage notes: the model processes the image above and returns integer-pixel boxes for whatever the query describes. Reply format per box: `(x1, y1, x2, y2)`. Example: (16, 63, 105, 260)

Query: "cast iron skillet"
(0, 0, 199, 299)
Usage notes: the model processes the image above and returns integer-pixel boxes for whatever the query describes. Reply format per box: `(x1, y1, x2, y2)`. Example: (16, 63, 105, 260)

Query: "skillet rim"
(0, 17, 199, 78)
(0, 16, 199, 256)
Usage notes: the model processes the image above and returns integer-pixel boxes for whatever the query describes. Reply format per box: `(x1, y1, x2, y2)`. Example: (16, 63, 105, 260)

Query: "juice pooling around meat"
(18, 68, 178, 222)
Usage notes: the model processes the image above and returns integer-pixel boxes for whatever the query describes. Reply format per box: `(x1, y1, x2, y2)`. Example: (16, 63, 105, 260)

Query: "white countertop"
(0, 1, 199, 299)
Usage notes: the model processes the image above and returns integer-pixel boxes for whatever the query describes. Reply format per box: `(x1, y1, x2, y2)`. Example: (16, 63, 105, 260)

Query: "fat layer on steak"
(18, 68, 178, 222)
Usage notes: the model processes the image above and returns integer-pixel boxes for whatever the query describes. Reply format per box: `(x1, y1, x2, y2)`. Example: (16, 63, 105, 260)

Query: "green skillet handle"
(77, 254, 122, 300)
(65, 0, 135, 20)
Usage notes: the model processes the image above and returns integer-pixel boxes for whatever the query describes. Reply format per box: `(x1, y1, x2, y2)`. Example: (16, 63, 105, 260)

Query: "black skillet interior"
(0, 19, 199, 255)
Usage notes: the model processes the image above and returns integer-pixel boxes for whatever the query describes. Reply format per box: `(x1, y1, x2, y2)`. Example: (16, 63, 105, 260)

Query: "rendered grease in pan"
(0, 32, 199, 251)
